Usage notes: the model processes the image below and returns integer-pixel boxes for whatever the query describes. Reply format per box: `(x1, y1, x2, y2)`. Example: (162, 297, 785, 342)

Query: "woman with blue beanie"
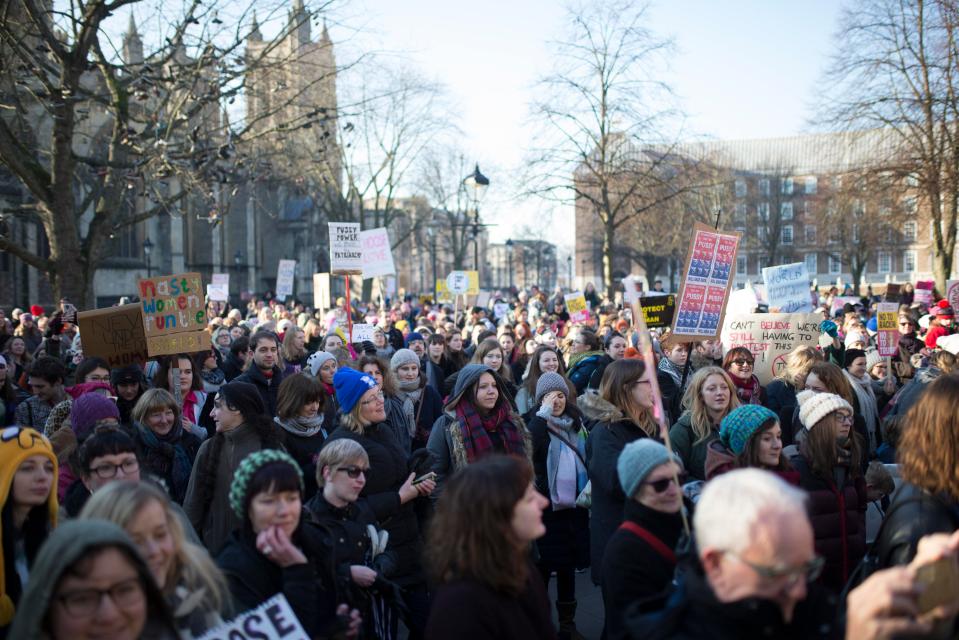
(705, 404, 798, 483)
(601, 439, 684, 639)
(324, 367, 435, 639)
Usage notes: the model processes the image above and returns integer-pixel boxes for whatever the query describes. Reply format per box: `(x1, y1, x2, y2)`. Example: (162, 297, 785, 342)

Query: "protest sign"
(672, 223, 741, 340)
(360, 228, 396, 278)
(622, 276, 645, 305)
(884, 283, 901, 302)
(328, 222, 362, 275)
(206, 283, 229, 302)
(466, 271, 480, 296)
(313, 273, 331, 310)
(350, 323, 375, 343)
(493, 302, 510, 320)
(720, 312, 821, 385)
(77, 304, 149, 368)
(639, 295, 676, 328)
(914, 280, 934, 306)
(946, 280, 959, 314)
(876, 302, 900, 357)
(831, 296, 860, 314)
(435, 279, 453, 303)
(565, 292, 590, 323)
(275, 260, 296, 301)
(197, 593, 306, 640)
(212, 273, 229, 288)
(762, 262, 812, 313)
(727, 285, 759, 317)
(475, 290, 491, 308)
(138, 273, 207, 357)
(447, 271, 469, 295)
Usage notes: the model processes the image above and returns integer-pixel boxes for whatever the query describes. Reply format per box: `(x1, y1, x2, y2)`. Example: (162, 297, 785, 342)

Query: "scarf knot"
(454, 400, 526, 463)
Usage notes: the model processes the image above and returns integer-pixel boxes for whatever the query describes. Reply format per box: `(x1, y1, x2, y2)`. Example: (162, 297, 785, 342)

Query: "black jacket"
(764, 380, 799, 446)
(221, 353, 246, 382)
(602, 501, 683, 640)
(875, 483, 959, 569)
(233, 365, 284, 416)
(324, 423, 425, 585)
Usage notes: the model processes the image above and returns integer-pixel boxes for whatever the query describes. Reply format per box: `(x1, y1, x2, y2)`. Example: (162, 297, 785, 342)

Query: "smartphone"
(915, 556, 959, 614)
(61, 302, 77, 323)
(412, 472, 436, 486)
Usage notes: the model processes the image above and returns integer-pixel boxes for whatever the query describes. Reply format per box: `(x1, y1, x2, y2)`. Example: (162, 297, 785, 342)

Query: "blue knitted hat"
(334, 367, 378, 414)
(719, 405, 779, 455)
(617, 439, 680, 499)
(404, 331, 425, 347)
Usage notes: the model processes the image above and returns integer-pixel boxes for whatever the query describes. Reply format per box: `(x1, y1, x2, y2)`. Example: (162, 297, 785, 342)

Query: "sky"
(337, 0, 846, 253)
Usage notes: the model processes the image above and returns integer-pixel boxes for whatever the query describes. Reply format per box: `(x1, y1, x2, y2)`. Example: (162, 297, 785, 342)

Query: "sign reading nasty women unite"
(138, 272, 207, 357)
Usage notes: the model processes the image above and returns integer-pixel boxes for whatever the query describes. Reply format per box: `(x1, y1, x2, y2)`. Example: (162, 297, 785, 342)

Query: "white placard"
(275, 260, 296, 301)
(206, 283, 229, 302)
(329, 222, 362, 275)
(350, 323, 375, 343)
(211, 273, 230, 287)
(762, 262, 812, 313)
(360, 228, 396, 278)
(313, 273, 331, 310)
(196, 593, 307, 640)
(493, 302, 510, 320)
(447, 271, 469, 295)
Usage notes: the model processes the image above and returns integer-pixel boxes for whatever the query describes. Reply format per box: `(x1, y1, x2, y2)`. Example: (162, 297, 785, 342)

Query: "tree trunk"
(603, 217, 615, 299)
(52, 254, 93, 308)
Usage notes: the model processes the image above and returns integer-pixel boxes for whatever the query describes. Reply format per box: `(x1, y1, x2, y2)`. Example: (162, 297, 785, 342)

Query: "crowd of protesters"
(0, 278, 956, 640)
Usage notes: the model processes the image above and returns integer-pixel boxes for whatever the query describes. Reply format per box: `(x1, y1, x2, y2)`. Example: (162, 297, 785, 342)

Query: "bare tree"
(819, 0, 959, 291)
(524, 0, 691, 298)
(417, 144, 478, 271)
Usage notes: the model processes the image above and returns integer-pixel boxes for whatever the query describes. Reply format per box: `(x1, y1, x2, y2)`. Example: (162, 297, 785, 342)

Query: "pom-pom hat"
(333, 367, 379, 414)
(797, 389, 853, 431)
(229, 449, 303, 518)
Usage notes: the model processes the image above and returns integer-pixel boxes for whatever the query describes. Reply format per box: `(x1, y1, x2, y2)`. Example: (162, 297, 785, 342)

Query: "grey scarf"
(273, 414, 326, 439)
(395, 380, 422, 437)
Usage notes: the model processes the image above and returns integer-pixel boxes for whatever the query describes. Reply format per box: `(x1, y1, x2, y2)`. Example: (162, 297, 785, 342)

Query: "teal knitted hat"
(617, 439, 681, 499)
(719, 405, 779, 455)
(229, 449, 304, 518)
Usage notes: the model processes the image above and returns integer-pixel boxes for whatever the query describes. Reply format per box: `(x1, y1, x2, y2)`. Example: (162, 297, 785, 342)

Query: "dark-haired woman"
(0, 356, 27, 427)
(526, 373, 590, 639)
(217, 450, 356, 639)
(274, 373, 328, 501)
(587, 332, 628, 391)
(154, 354, 213, 440)
(514, 346, 575, 417)
(705, 404, 799, 483)
(182, 381, 284, 554)
(63, 426, 142, 517)
(425, 455, 556, 640)
(722, 346, 765, 407)
(0, 427, 57, 634)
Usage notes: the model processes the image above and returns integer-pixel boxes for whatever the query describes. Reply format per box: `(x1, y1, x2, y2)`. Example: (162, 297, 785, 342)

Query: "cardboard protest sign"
(206, 284, 229, 302)
(914, 280, 934, 306)
(328, 222, 362, 275)
(466, 271, 480, 296)
(137, 272, 207, 357)
(947, 280, 959, 314)
(876, 302, 900, 357)
(196, 593, 306, 640)
(720, 313, 821, 385)
(447, 271, 469, 295)
(727, 285, 759, 317)
(275, 260, 296, 301)
(762, 262, 812, 313)
(435, 279, 453, 303)
(884, 283, 901, 302)
(672, 223, 741, 340)
(350, 323, 375, 343)
(77, 304, 149, 368)
(564, 292, 590, 323)
(313, 273, 331, 310)
(359, 228, 396, 279)
(639, 295, 676, 328)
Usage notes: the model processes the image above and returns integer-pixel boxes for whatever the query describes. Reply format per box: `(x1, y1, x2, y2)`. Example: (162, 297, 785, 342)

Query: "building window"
(906, 173, 919, 187)
(804, 200, 813, 217)
(903, 196, 917, 215)
(758, 202, 769, 221)
(759, 179, 770, 196)
(877, 251, 891, 273)
(805, 252, 818, 275)
(781, 201, 793, 220)
(735, 203, 747, 221)
(734, 179, 746, 198)
(758, 225, 768, 242)
(758, 255, 770, 272)
(781, 225, 794, 245)
(782, 177, 794, 195)
(805, 224, 817, 243)
(737, 254, 748, 275)
(829, 254, 842, 274)
(903, 221, 917, 242)
(852, 224, 860, 243)
(904, 250, 917, 272)
(854, 199, 865, 218)
(805, 176, 818, 194)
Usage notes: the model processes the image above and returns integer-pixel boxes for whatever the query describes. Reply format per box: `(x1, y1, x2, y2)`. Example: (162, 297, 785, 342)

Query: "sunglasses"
(337, 465, 369, 479)
(732, 359, 754, 367)
(643, 474, 685, 493)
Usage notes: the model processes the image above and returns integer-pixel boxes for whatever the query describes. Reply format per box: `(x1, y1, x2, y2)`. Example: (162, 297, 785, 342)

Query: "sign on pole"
(671, 223, 741, 340)
(762, 262, 812, 313)
(328, 222, 363, 275)
(914, 280, 935, 306)
(313, 273, 332, 311)
(77, 304, 149, 368)
(946, 280, 959, 314)
(466, 271, 480, 296)
(349, 323, 376, 343)
(196, 593, 307, 640)
(447, 271, 469, 295)
(564, 292, 590, 323)
(720, 312, 821, 385)
(206, 284, 229, 302)
(639, 295, 676, 328)
(435, 279, 453, 303)
(359, 228, 396, 279)
(876, 302, 900, 357)
(275, 260, 296, 301)
(138, 272, 208, 357)
(622, 276, 646, 305)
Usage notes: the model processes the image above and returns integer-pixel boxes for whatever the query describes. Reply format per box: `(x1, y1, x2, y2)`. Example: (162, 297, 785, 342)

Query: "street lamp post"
(567, 255, 573, 290)
(505, 239, 514, 293)
(142, 237, 154, 278)
(463, 164, 489, 285)
(427, 226, 438, 300)
(233, 250, 243, 299)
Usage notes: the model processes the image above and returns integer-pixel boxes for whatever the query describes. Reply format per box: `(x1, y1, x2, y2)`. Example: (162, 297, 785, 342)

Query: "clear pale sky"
(340, 0, 845, 250)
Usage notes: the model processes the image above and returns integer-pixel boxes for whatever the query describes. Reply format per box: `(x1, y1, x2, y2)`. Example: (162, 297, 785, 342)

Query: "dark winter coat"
(874, 483, 959, 569)
(567, 352, 604, 395)
(602, 501, 684, 640)
(527, 413, 590, 571)
(582, 392, 656, 584)
(233, 364, 284, 416)
(220, 353, 246, 382)
(324, 423, 424, 585)
(626, 551, 839, 640)
(281, 429, 327, 502)
(216, 523, 338, 639)
(410, 385, 444, 451)
(790, 454, 868, 591)
(425, 562, 557, 640)
(132, 422, 202, 504)
(587, 353, 614, 391)
(765, 379, 799, 446)
(667, 412, 717, 482)
(886, 365, 944, 418)
(656, 369, 686, 425)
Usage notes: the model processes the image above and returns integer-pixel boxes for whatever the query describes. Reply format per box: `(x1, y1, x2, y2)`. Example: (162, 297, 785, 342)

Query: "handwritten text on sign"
(762, 262, 812, 313)
(139, 273, 205, 335)
(76, 304, 149, 368)
(329, 222, 362, 274)
(197, 593, 307, 640)
(565, 293, 590, 323)
(720, 313, 821, 385)
(360, 228, 396, 278)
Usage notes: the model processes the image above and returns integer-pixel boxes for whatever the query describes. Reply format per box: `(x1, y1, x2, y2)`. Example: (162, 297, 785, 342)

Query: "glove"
(44, 312, 64, 338)
(408, 448, 434, 476)
(360, 340, 376, 355)
(819, 319, 838, 338)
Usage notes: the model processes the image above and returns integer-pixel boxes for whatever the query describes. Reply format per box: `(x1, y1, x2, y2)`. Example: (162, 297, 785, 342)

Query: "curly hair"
(898, 374, 959, 499)
(427, 455, 533, 595)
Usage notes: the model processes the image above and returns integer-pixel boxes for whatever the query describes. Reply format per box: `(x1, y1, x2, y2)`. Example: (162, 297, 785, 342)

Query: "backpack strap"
(618, 521, 677, 565)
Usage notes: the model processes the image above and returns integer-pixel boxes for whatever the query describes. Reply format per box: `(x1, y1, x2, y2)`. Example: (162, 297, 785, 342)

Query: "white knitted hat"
(797, 389, 853, 431)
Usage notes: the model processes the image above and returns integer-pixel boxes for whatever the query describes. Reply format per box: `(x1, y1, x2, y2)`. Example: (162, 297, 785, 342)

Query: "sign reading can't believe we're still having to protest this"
(138, 272, 208, 357)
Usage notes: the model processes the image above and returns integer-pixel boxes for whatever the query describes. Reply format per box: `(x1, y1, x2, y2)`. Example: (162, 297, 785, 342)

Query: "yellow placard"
(466, 271, 479, 296)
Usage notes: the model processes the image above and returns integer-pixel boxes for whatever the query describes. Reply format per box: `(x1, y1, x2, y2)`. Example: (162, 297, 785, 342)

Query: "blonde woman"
(668, 367, 740, 481)
(765, 345, 822, 447)
(281, 326, 309, 375)
(80, 481, 230, 639)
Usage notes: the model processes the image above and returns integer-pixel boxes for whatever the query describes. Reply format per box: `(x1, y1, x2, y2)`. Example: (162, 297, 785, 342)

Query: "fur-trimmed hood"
(577, 391, 625, 423)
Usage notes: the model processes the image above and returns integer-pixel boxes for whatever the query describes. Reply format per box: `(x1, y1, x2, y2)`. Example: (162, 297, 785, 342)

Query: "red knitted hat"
(933, 299, 954, 318)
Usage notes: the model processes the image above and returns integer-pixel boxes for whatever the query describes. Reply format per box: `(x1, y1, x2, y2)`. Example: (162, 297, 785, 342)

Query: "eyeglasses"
(643, 474, 685, 493)
(57, 577, 144, 617)
(359, 392, 385, 407)
(90, 458, 139, 479)
(85, 375, 111, 382)
(337, 465, 369, 479)
(731, 359, 754, 367)
(0, 364, 5, 370)
(725, 551, 825, 588)
(836, 413, 854, 424)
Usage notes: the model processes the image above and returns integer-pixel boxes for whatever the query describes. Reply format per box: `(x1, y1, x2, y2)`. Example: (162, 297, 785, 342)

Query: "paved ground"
(546, 570, 605, 639)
